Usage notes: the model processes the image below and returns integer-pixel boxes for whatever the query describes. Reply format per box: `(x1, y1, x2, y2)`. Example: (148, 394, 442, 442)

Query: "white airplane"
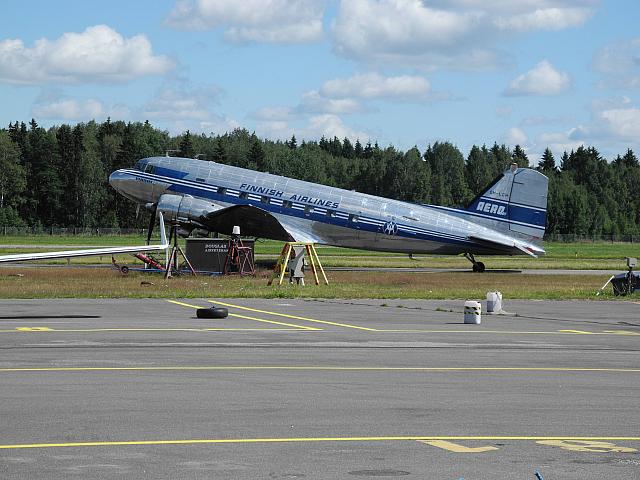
(0, 213, 168, 265)
(107, 157, 548, 272)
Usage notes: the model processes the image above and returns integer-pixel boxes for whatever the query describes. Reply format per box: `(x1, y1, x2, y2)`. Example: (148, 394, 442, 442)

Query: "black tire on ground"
(120, 266, 129, 274)
(475, 262, 486, 273)
(196, 307, 229, 319)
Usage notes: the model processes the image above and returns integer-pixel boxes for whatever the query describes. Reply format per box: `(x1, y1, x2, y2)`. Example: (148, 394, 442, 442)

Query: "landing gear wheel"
(120, 265, 129, 274)
(196, 306, 229, 319)
(464, 253, 486, 273)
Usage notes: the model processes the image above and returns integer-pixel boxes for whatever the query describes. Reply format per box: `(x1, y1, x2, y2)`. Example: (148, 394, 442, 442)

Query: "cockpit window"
(133, 160, 145, 171)
(144, 163, 155, 174)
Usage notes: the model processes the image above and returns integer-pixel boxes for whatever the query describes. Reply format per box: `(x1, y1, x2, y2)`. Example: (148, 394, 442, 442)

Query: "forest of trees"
(1, 118, 639, 237)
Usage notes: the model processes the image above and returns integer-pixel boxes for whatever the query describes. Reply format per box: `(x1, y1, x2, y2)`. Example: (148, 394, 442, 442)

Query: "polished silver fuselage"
(109, 157, 544, 256)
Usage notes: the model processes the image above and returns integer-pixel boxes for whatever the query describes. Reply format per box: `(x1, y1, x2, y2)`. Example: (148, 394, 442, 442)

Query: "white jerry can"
(486, 291, 502, 313)
(464, 301, 482, 324)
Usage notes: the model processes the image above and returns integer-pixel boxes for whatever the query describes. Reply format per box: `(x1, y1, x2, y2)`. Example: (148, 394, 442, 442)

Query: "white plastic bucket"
(464, 300, 481, 324)
(486, 291, 502, 313)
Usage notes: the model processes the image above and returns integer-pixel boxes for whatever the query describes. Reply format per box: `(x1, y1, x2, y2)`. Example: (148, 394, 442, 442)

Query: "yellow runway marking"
(1, 366, 639, 373)
(210, 300, 377, 331)
(1, 328, 302, 333)
(419, 440, 499, 453)
(1, 436, 639, 450)
(166, 300, 320, 330)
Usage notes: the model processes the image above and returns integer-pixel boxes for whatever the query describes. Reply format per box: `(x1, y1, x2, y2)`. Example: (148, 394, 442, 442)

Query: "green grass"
(1, 236, 639, 270)
(0, 266, 622, 300)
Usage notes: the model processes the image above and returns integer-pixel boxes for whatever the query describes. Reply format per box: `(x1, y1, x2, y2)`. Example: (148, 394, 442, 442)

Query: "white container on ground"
(464, 300, 482, 324)
(486, 291, 502, 313)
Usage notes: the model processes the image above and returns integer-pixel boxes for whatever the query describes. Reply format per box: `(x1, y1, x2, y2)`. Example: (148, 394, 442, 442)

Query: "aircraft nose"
(108, 170, 128, 193)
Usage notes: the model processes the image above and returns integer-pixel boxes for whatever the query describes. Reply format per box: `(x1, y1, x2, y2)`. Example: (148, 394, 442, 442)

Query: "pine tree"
(288, 134, 297, 150)
(539, 148, 556, 173)
(511, 144, 529, 167)
(354, 139, 363, 158)
(363, 141, 373, 159)
(342, 137, 354, 159)
(247, 137, 265, 171)
(213, 139, 227, 163)
(178, 130, 195, 158)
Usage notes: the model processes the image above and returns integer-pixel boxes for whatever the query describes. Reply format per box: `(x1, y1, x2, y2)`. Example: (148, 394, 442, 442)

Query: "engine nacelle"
(155, 194, 216, 233)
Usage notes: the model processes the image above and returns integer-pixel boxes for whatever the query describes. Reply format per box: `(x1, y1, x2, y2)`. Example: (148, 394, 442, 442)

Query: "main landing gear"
(464, 253, 486, 273)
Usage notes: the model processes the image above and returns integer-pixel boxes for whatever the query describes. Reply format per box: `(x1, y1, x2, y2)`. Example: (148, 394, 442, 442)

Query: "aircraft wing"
(0, 214, 169, 264)
(199, 204, 325, 243)
(468, 235, 539, 257)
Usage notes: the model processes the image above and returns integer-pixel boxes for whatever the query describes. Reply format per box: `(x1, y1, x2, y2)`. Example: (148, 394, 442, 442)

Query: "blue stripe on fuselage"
(125, 169, 475, 247)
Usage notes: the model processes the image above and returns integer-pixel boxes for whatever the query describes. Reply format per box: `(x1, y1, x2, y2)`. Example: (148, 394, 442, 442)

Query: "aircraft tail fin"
(464, 164, 548, 242)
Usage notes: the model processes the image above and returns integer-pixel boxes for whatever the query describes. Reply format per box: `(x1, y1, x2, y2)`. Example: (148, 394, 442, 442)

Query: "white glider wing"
(0, 214, 169, 264)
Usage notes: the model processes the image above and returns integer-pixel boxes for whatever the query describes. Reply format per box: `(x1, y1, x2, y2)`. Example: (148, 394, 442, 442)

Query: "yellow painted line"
(2, 436, 640, 450)
(1, 328, 301, 333)
(210, 300, 377, 331)
(361, 329, 627, 336)
(167, 300, 320, 331)
(1, 366, 639, 373)
(418, 440, 498, 453)
(603, 330, 640, 336)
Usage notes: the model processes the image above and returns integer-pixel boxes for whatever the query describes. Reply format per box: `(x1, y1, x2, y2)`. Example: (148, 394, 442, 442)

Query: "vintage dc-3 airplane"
(99, 155, 548, 272)
(0, 155, 547, 271)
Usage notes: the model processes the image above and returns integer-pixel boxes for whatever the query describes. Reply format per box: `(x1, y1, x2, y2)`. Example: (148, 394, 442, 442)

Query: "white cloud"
(141, 84, 222, 121)
(493, 7, 594, 31)
(319, 73, 431, 99)
(332, 0, 596, 70)
(495, 105, 513, 118)
(306, 114, 368, 140)
(504, 60, 570, 96)
(33, 98, 106, 120)
(256, 114, 370, 143)
(520, 115, 573, 126)
(32, 91, 131, 121)
(297, 90, 365, 114)
(593, 37, 640, 89)
(252, 106, 296, 121)
(0, 25, 173, 85)
(503, 126, 528, 146)
(166, 0, 324, 43)
(533, 97, 640, 158)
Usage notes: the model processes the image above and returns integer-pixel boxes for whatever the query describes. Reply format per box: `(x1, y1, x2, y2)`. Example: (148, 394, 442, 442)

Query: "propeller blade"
(146, 204, 158, 245)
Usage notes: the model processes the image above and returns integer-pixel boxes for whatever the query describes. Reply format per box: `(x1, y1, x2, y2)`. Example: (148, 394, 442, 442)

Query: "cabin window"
(304, 206, 313, 216)
(326, 210, 336, 218)
(217, 187, 226, 195)
(349, 214, 359, 223)
(239, 192, 249, 200)
(196, 177, 205, 183)
(261, 196, 269, 204)
(144, 164, 155, 174)
(134, 161, 144, 171)
(283, 200, 293, 209)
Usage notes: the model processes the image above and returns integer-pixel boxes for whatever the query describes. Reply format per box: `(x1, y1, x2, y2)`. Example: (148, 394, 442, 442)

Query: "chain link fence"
(0, 227, 637, 243)
(0, 226, 147, 237)
(544, 234, 638, 243)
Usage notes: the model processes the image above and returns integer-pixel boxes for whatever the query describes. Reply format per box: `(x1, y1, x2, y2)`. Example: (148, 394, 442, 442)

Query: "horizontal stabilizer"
(468, 235, 539, 258)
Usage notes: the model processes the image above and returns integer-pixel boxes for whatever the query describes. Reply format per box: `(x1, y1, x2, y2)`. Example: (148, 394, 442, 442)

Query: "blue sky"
(2, 0, 639, 162)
